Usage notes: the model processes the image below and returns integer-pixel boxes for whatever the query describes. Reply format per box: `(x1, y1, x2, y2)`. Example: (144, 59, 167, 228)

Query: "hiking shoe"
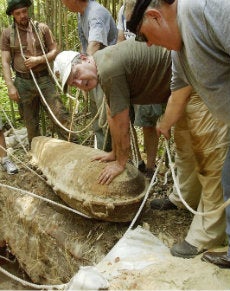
(150, 197, 177, 210)
(170, 240, 205, 258)
(138, 160, 146, 173)
(1, 157, 18, 175)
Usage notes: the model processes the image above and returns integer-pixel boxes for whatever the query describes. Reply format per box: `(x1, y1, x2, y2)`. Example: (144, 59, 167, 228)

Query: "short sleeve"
(0, 28, 11, 51)
(117, 6, 125, 31)
(102, 75, 130, 117)
(88, 18, 109, 46)
(171, 51, 190, 92)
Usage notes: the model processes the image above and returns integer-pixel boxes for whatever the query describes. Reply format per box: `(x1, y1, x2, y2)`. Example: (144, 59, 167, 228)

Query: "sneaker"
(150, 197, 177, 210)
(170, 240, 205, 258)
(1, 157, 18, 175)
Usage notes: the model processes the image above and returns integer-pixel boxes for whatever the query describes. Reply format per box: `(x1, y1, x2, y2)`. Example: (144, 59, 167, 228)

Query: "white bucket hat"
(54, 50, 80, 90)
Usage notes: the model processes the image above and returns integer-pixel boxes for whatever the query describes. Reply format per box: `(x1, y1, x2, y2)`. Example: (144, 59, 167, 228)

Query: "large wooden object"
(0, 183, 128, 285)
(30, 137, 147, 222)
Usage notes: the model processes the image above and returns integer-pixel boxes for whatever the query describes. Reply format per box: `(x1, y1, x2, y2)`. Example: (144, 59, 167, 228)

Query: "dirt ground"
(0, 145, 229, 290)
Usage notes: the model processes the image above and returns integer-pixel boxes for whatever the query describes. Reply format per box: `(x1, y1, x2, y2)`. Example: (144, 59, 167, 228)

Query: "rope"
(68, 90, 80, 142)
(129, 122, 139, 168)
(0, 265, 67, 290)
(126, 146, 166, 233)
(0, 183, 92, 219)
(97, 97, 108, 129)
(164, 139, 230, 216)
(0, 255, 16, 264)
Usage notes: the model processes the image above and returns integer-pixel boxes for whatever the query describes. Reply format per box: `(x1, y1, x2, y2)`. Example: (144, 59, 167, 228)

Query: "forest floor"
(0, 137, 230, 290)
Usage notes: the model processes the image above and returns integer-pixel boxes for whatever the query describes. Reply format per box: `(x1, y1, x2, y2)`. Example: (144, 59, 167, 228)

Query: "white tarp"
(65, 226, 170, 290)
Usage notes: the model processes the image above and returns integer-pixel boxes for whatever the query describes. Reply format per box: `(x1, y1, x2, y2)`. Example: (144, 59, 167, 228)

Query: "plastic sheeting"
(65, 226, 170, 290)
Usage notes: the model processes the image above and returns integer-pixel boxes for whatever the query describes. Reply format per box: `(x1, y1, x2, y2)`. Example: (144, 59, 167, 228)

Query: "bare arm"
(24, 42, 58, 69)
(86, 41, 102, 55)
(98, 107, 130, 185)
(110, 107, 130, 167)
(1, 51, 20, 102)
(156, 85, 192, 139)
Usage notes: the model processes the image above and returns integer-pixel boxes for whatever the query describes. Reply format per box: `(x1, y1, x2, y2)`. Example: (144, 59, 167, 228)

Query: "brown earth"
(0, 147, 229, 290)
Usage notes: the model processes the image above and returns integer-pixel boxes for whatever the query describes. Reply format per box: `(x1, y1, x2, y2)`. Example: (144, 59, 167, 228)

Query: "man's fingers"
(98, 171, 115, 185)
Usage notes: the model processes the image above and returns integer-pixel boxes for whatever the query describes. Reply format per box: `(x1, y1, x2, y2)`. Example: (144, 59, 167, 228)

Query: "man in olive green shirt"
(54, 40, 171, 184)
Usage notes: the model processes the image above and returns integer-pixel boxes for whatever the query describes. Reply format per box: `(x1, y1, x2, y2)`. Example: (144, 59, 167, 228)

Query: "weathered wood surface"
(0, 184, 121, 284)
(30, 136, 147, 222)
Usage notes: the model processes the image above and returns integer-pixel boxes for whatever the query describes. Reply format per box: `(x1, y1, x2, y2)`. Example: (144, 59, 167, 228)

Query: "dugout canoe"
(30, 136, 147, 222)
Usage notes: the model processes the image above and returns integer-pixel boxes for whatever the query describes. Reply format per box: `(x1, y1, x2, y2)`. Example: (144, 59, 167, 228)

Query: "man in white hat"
(61, 0, 117, 151)
(54, 40, 171, 184)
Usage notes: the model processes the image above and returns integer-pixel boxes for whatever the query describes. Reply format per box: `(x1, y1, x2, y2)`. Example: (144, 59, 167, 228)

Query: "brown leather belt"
(16, 69, 49, 79)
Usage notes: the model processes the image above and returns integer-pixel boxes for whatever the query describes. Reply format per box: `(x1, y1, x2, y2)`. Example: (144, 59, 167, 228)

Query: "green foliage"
(0, 76, 9, 104)
(0, 76, 21, 126)
(0, 1, 10, 32)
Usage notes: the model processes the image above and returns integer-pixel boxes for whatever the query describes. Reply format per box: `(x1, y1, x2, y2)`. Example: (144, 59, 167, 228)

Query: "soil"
(0, 146, 229, 290)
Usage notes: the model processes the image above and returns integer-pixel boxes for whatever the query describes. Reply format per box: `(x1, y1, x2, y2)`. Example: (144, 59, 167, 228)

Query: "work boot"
(150, 197, 177, 210)
(1, 157, 18, 175)
(170, 240, 205, 258)
(201, 251, 230, 269)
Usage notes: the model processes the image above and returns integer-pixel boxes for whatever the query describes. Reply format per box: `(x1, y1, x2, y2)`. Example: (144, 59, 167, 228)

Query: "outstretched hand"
(98, 161, 125, 185)
(91, 151, 115, 163)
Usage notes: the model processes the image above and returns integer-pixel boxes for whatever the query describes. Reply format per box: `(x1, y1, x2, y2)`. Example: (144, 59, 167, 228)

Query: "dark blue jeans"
(222, 146, 230, 257)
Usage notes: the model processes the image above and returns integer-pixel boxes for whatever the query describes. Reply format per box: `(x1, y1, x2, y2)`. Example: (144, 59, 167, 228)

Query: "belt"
(16, 69, 49, 79)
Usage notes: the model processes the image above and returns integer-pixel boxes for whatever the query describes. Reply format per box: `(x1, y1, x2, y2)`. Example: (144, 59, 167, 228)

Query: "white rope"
(129, 122, 139, 168)
(97, 96, 108, 129)
(0, 265, 67, 290)
(126, 146, 166, 232)
(0, 183, 92, 219)
(164, 139, 230, 216)
(0, 255, 16, 264)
